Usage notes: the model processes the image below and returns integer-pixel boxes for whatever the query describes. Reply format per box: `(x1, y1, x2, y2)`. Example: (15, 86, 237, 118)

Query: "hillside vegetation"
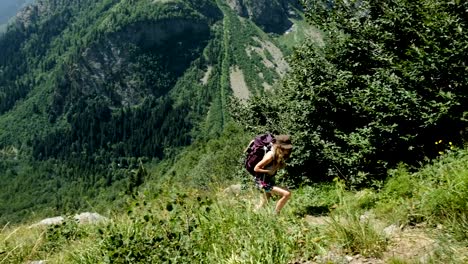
(1, 137, 467, 263)
(0, 0, 467, 262)
(0, 0, 300, 224)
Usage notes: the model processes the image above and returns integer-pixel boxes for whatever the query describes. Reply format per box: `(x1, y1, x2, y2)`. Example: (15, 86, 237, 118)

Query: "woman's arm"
(254, 151, 275, 174)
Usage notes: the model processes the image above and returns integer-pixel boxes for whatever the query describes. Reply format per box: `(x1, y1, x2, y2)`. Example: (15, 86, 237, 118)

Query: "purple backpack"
(244, 133, 275, 176)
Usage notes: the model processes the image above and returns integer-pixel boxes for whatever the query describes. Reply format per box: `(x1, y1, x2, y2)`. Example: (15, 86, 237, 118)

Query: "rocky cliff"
(61, 18, 212, 109)
(226, 0, 299, 33)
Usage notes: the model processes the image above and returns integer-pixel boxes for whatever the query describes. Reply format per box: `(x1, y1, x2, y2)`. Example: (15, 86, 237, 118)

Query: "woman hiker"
(252, 135, 293, 214)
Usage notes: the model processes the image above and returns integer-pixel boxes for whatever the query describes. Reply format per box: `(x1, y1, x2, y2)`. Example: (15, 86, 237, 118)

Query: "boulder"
(29, 212, 107, 228)
(383, 224, 401, 237)
(223, 184, 243, 195)
(73, 212, 107, 224)
(29, 216, 64, 228)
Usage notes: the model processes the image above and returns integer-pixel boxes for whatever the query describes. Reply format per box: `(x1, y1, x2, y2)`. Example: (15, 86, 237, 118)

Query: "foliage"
(377, 148, 468, 243)
(233, 0, 468, 185)
(43, 218, 88, 253)
(2, 147, 468, 263)
(51, 186, 324, 264)
(0, 0, 302, 225)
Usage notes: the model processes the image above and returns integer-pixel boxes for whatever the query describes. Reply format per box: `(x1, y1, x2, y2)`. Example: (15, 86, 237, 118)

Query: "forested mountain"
(0, 0, 304, 223)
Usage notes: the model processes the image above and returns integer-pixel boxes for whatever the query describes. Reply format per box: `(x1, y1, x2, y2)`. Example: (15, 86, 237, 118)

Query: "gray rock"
(383, 224, 400, 236)
(29, 216, 64, 228)
(223, 184, 243, 195)
(29, 212, 107, 228)
(73, 212, 107, 224)
(359, 211, 374, 222)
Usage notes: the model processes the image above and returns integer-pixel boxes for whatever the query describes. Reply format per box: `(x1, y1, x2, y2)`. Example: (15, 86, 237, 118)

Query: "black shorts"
(253, 174, 275, 192)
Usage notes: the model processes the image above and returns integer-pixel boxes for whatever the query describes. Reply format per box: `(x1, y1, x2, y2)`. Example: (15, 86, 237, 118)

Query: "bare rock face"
(56, 18, 212, 110)
(226, 0, 295, 33)
(226, 0, 248, 17)
(13, 0, 48, 29)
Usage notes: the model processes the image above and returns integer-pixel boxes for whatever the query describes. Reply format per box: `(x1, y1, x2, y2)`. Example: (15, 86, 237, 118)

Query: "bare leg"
(255, 192, 272, 210)
(271, 186, 291, 214)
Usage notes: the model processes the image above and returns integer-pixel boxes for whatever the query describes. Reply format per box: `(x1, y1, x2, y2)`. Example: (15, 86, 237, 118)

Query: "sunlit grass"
(1, 148, 468, 263)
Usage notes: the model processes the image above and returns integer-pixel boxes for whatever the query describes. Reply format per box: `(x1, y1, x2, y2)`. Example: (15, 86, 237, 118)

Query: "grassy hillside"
(1, 144, 466, 263)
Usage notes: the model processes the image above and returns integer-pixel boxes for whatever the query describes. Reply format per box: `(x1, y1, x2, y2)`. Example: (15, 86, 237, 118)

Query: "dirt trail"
(302, 214, 466, 264)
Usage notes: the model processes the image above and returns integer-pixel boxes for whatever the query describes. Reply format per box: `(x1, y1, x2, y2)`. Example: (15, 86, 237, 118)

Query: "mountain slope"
(0, 0, 301, 156)
(0, 0, 305, 223)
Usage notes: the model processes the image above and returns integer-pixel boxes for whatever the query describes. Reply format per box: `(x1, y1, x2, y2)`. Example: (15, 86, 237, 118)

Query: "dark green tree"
(234, 0, 468, 185)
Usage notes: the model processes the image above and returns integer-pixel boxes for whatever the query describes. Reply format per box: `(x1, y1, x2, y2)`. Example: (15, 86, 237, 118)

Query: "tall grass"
(322, 181, 388, 258)
(2, 148, 467, 263)
(377, 148, 468, 243)
(1, 225, 47, 263)
(58, 184, 325, 264)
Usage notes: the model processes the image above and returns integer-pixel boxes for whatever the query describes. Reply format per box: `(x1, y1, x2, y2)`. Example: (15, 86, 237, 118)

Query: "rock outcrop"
(74, 212, 108, 224)
(58, 18, 213, 110)
(29, 216, 64, 228)
(29, 212, 107, 228)
(226, 0, 297, 33)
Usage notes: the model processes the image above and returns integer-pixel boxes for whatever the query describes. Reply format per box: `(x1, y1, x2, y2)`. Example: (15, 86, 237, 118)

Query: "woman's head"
(273, 135, 292, 168)
(275, 135, 292, 152)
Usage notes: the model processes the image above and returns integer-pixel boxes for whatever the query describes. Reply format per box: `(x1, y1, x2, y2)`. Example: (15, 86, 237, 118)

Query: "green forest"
(0, 0, 299, 224)
(0, 0, 467, 263)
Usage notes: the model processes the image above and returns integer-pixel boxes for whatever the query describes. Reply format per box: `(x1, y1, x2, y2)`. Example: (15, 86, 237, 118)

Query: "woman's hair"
(273, 135, 292, 169)
(273, 146, 290, 169)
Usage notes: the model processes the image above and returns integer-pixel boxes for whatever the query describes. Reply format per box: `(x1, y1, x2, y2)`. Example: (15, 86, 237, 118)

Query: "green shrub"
(234, 0, 468, 184)
(382, 164, 418, 199)
(378, 148, 468, 242)
(43, 219, 88, 253)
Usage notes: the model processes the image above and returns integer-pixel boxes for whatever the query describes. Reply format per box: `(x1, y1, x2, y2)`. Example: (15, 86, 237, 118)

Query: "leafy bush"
(234, 0, 468, 185)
